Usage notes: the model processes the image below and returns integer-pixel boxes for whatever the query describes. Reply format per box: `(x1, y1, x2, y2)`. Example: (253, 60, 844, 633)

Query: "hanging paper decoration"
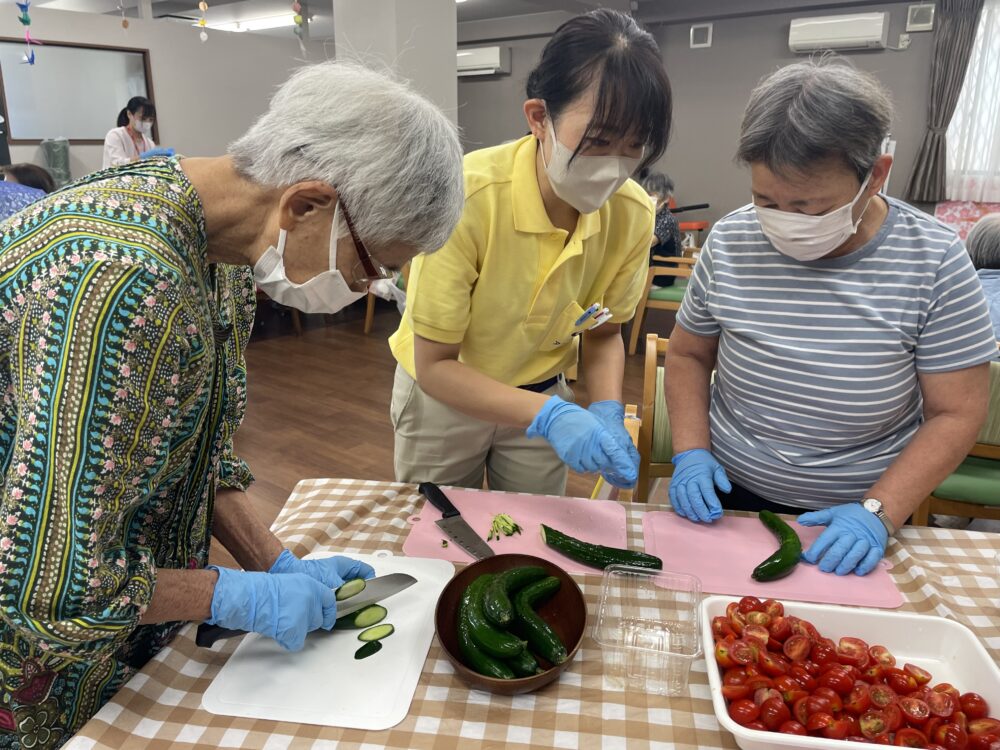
(197, 0, 208, 42)
(15, 1, 40, 65)
(118, 0, 128, 30)
(291, 0, 306, 56)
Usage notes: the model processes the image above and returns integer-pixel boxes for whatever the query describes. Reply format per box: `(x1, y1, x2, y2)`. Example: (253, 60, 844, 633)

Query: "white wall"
(0, 8, 324, 178)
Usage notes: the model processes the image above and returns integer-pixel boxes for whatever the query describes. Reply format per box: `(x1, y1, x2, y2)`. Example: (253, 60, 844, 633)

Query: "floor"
(214, 300, 653, 565)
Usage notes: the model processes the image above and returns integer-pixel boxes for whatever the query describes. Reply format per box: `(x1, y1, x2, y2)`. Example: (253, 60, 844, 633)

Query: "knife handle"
(195, 622, 244, 648)
(419, 482, 460, 518)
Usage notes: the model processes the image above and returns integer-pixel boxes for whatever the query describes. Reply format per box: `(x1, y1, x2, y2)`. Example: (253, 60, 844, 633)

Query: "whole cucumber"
(457, 578, 516, 680)
(465, 574, 526, 658)
(482, 565, 548, 627)
(751, 509, 802, 582)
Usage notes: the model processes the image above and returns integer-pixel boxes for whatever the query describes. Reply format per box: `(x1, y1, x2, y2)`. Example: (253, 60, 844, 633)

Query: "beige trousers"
(391, 365, 571, 495)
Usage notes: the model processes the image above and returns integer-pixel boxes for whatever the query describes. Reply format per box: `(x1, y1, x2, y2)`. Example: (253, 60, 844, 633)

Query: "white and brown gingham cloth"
(65, 479, 1000, 750)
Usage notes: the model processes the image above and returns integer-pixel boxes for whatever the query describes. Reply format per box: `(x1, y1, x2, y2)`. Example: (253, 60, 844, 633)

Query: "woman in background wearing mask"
(389, 9, 672, 496)
(102, 96, 171, 168)
(664, 58, 995, 576)
(0, 61, 462, 745)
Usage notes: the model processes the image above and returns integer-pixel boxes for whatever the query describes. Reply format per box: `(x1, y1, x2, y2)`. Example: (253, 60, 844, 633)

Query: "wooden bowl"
(434, 553, 587, 695)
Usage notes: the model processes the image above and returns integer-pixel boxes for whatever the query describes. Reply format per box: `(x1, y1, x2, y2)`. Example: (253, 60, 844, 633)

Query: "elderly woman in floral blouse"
(0, 61, 462, 748)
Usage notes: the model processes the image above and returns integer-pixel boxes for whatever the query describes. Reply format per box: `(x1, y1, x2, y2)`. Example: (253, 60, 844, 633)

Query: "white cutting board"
(202, 552, 454, 730)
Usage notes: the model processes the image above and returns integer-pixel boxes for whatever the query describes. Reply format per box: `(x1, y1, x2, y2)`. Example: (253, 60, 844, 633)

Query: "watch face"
(863, 498, 882, 513)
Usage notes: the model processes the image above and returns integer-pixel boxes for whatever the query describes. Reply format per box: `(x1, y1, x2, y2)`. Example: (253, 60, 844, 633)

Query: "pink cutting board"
(402, 488, 628, 575)
(642, 511, 904, 609)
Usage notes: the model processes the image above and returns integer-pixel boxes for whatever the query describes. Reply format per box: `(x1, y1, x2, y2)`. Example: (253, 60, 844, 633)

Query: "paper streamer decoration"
(15, 1, 39, 65)
(291, 0, 307, 56)
(118, 0, 128, 30)
(197, 0, 207, 42)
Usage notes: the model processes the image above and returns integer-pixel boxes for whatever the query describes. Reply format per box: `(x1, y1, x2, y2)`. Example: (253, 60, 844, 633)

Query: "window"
(947, 0, 1000, 202)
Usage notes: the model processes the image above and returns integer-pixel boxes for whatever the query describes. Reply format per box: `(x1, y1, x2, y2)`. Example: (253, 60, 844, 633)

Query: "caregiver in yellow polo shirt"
(389, 9, 673, 495)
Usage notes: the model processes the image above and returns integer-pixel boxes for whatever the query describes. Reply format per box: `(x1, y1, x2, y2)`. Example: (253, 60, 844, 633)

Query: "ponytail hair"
(116, 96, 155, 127)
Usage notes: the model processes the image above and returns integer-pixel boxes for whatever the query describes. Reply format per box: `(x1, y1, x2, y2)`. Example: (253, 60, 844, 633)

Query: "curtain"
(905, 0, 985, 203)
(947, 0, 1000, 202)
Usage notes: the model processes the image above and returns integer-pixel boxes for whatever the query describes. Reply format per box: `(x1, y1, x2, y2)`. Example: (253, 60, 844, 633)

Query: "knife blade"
(195, 572, 417, 648)
(418, 481, 495, 561)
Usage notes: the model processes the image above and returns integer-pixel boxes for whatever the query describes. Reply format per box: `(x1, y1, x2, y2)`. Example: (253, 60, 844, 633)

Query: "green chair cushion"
(933, 456, 1000, 506)
(652, 366, 673, 463)
(648, 280, 688, 304)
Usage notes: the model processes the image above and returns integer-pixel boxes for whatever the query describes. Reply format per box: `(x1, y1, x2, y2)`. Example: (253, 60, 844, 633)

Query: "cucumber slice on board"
(358, 623, 395, 642)
(334, 604, 388, 630)
(354, 641, 383, 660)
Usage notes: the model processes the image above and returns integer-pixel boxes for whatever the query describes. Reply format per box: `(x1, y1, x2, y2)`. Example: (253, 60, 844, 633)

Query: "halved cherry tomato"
(757, 651, 789, 678)
(722, 667, 748, 685)
(926, 718, 946, 742)
(728, 609, 746, 636)
(933, 722, 970, 750)
(863, 663, 886, 684)
(955, 712, 970, 733)
(968, 734, 1000, 750)
(846, 683, 874, 716)
(807, 711, 836, 733)
(869, 645, 897, 668)
(811, 641, 839, 666)
(895, 727, 930, 747)
(969, 719, 1000, 736)
(728, 698, 760, 726)
(744, 625, 770, 646)
(760, 696, 792, 731)
(792, 618, 821, 641)
(871, 685, 899, 709)
(722, 684, 751, 701)
(960, 694, 990, 721)
(744, 721, 767, 732)
(716, 640, 738, 669)
(762, 599, 784, 618)
(884, 703, 904, 732)
(746, 611, 772, 627)
(754, 687, 782, 707)
(783, 635, 811, 663)
(745, 675, 774, 692)
(730, 640, 757, 667)
(773, 675, 808, 705)
(779, 720, 807, 735)
(934, 684, 962, 700)
(873, 734, 896, 746)
(738, 596, 763, 614)
(838, 636, 871, 669)
(928, 691, 959, 718)
(905, 663, 933, 686)
(712, 616, 736, 641)
(900, 697, 932, 726)
(861, 710, 889, 739)
(819, 667, 855, 696)
(824, 718, 854, 741)
(769, 616, 793, 643)
(887, 669, 920, 695)
(789, 664, 818, 691)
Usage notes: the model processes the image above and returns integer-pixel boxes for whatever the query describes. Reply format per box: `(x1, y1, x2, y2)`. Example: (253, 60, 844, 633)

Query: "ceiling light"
(200, 14, 297, 32)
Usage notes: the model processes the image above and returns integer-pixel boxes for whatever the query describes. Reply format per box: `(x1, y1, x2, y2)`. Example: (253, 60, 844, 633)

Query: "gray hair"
(736, 57, 892, 181)
(230, 61, 464, 253)
(967, 214, 1000, 270)
(641, 172, 674, 198)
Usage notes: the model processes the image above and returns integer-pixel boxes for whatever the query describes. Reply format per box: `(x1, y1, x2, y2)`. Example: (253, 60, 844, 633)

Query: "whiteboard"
(0, 40, 150, 142)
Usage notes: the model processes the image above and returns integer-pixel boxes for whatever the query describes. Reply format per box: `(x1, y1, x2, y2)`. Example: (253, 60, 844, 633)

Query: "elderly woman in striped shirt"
(664, 58, 996, 576)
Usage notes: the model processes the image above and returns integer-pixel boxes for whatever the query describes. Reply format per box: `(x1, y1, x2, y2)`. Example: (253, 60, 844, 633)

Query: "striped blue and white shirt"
(676, 197, 998, 509)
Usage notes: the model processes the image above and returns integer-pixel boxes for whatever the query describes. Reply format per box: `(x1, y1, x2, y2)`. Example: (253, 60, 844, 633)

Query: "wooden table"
(65, 479, 1000, 750)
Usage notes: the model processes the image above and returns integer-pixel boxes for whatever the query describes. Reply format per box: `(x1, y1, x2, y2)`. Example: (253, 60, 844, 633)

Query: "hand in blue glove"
(798, 503, 887, 576)
(207, 566, 337, 651)
(268, 549, 375, 590)
(587, 400, 641, 488)
(140, 147, 175, 159)
(527, 395, 637, 487)
(668, 449, 732, 523)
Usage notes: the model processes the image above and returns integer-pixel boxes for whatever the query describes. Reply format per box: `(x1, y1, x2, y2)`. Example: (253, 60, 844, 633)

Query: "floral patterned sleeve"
(214, 264, 256, 492)
(0, 261, 187, 659)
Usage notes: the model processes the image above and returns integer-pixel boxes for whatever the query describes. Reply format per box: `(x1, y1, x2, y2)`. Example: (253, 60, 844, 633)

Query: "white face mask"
(754, 172, 874, 261)
(542, 118, 642, 215)
(133, 120, 152, 137)
(253, 203, 367, 315)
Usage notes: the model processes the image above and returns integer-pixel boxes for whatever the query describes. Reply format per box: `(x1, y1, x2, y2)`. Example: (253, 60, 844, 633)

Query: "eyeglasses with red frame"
(337, 197, 392, 288)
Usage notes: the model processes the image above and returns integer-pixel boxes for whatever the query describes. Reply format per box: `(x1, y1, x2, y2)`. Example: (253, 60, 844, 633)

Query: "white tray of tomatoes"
(701, 595, 1000, 750)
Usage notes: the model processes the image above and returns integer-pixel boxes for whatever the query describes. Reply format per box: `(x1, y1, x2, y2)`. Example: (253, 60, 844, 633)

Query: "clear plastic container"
(592, 565, 703, 696)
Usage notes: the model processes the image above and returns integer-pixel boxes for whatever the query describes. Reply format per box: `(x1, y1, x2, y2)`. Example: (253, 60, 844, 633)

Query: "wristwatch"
(861, 498, 896, 536)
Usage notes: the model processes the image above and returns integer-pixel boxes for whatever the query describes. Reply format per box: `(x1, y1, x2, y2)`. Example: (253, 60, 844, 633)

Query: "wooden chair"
(912, 359, 1000, 525)
(256, 288, 302, 335)
(626, 256, 694, 356)
(624, 333, 676, 502)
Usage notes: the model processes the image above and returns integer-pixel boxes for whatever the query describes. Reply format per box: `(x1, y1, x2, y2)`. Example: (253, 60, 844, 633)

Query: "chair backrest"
(972, 359, 1000, 455)
(638, 335, 672, 466)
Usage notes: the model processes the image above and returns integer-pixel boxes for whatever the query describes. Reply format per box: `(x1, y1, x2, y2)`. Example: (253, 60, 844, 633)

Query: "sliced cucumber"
(335, 604, 388, 630)
(335, 578, 367, 601)
(355, 641, 383, 660)
(358, 623, 395, 642)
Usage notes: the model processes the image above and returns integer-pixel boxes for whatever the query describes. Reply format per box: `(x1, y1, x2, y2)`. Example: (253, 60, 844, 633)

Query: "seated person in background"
(967, 213, 1000, 341)
(641, 171, 682, 287)
(0, 176, 44, 221)
(3, 162, 56, 193)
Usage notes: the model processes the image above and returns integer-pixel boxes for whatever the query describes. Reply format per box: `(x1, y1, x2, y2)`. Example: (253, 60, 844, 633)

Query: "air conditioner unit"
(457, 46, 511, 77)
(788, 12, 890, 53)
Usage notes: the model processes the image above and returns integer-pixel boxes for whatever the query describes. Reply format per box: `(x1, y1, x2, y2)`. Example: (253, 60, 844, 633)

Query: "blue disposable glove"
(798, 503, 888, 576)
(668, 449, 732, 523)
(268, 549, 375, 590)
(206, 566, 337, 651)
(527, 395, 638, 487)
(587, 400, 641, 488)
(140, 147, 175, 159)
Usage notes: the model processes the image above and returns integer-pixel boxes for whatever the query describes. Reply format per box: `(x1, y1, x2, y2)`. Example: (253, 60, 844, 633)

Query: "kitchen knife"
(195, 572, 417, 648)
(418, 481, 495, 561)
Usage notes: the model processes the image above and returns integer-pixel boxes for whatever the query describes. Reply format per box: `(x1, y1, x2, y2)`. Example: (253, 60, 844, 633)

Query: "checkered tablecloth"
(65, 479, 1000, 750)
